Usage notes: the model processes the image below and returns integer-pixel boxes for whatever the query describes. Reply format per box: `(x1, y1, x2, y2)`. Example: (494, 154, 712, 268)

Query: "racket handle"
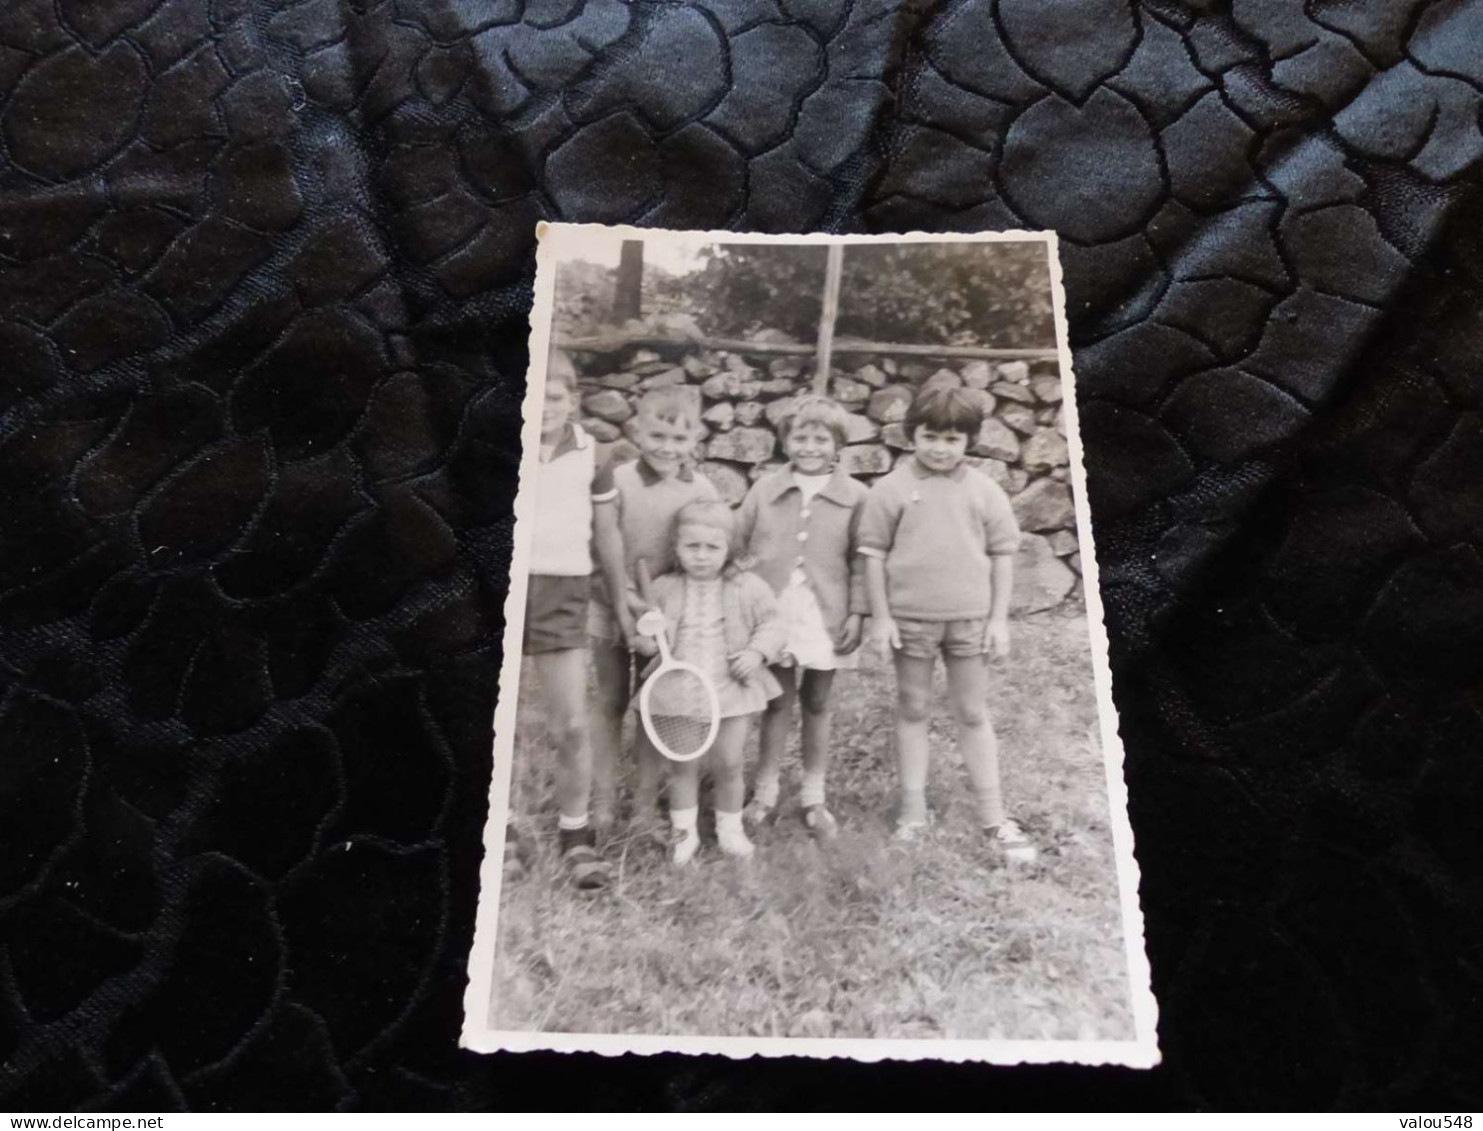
(635, 558, 655, 606)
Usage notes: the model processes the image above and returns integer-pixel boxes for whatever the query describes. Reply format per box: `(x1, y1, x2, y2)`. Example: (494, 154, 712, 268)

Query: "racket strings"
(644, 666, 715, 759)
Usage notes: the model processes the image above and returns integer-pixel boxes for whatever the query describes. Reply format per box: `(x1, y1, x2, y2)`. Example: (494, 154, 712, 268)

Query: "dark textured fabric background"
(1, 0, 1481, 1112)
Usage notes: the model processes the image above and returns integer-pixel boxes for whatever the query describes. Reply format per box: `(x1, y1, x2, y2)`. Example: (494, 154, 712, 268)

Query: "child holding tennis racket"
(734, 395, 869, 840)
(638, 499, 787, 865)
(858, 385, 1038, 863)
(588, 386, 718, 834)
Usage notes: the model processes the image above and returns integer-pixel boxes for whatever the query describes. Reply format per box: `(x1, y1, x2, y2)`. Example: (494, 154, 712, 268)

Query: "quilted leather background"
(2, 0, 1481, 1111)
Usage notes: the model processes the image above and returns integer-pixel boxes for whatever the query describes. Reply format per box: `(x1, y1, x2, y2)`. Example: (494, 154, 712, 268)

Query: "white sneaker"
(991, 819, 1038, 864)
(670, 827, 701, 866)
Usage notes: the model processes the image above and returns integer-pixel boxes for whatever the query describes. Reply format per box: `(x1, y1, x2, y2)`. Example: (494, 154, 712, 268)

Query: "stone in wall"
(973, 418, 1019, 462)
(852, 363, 888, 388)
(638, 367, 686, 391)
(962, 388, 997, 416)
(976, 457, 1014, 490)
(924, 368, 961, 390)
(598, 372, 639, 390)
(997, 360, 1031, 384)
(868, 385, 912, 424)
(839, 444, 892, 475)
(840, 415, 879, 444)
(881, 423, 911, 450)
(1013, 477, 1076, 532)
(1015, 533, 1077, 613)
(700, 460, 749, 505)
(961, 360, 993, 389)
(764, 396, 797, 427)
(1031, 373, 1063, 403)
(702, 402, 735, 431)
(583, 390, 632, 424)
(1000, 402, 1037, 436)
(735, 401, 765, 426)
(831, 377, 871, 405)
(1021, 428, 1069, 473)
(706, 426, 776, 464)
(993, 381, 1034, 404)
(584, 419, 622, 442)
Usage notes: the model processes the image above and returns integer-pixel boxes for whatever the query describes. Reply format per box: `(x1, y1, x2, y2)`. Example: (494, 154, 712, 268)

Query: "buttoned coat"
(733, 466, 870, 640)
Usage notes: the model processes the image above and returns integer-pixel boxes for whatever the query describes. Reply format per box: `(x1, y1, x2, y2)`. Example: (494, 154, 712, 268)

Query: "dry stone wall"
(569, 344, 1080, 613)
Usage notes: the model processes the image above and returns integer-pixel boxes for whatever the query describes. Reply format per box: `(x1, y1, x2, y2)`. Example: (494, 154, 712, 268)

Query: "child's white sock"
(557, 813, 589, 832)
(714, 809, 755, 858)
(799, 771, 826, 810)
(669, 806, 701, 865)
(974, 786, 1006, 830)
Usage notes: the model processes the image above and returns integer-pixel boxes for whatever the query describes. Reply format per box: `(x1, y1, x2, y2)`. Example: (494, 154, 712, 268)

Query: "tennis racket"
(633, 560, 720, 763)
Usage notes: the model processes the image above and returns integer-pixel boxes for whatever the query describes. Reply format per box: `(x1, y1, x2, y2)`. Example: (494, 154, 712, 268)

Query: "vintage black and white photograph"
(462, 225, 1156, 1065)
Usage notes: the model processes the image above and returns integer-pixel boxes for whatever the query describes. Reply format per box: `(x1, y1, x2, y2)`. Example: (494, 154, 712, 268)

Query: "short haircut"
(777, 394, 849, 448)
(635, 384, 701, 431)
(546, 350, 578, 394)
(905, 385, 984, 437)
(674, 498, 735, 540)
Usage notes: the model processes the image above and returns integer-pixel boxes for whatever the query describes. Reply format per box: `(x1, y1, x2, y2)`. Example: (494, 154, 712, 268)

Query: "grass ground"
(492, 609, 1135, 1042)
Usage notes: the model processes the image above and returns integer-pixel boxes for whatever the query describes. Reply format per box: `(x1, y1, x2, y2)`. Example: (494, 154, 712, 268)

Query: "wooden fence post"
(813, 243, 844, 395)
(613, 239, 644, 323)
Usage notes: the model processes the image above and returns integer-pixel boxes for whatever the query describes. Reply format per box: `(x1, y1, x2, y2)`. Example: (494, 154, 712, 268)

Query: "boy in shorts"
(516, 351, 626, 891)
(589, 384, 718, 831)
(858, 385, 1037, 863)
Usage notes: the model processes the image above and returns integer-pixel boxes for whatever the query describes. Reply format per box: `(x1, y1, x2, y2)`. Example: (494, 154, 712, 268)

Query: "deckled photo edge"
(461, 223, 1159, 1067)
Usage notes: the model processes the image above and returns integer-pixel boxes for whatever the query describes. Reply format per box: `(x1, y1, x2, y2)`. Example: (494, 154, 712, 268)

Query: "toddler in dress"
(640, 500, 786, 865)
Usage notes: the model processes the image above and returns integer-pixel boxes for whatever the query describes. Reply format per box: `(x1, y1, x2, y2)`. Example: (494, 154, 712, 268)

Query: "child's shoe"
(557, 826, 611, 892)
(742, 795, 776, 827)
(669, 826, 701, 866)
(715, 811, 755, 859)
(989, 819, 1038, 864)
(892, 818, 929, 843)
(802, 804, 839, 841)
(717, 825, 755, 859)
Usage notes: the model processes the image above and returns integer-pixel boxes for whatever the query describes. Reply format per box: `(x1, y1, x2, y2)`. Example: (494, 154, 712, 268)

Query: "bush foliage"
(555, 242, 1057, 349)
(689, 241, 1057, 347)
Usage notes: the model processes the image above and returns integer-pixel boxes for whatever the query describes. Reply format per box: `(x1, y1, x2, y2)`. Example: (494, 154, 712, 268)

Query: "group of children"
(509, 350, 1037, 892)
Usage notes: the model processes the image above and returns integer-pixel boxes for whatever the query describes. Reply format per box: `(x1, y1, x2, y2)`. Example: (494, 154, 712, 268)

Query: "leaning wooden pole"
(812, 243, 844, 395)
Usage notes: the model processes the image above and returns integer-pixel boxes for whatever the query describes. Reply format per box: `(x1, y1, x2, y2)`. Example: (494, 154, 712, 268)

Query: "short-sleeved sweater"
(856, 458, 1020, 621)
(591, 456, 718, 607)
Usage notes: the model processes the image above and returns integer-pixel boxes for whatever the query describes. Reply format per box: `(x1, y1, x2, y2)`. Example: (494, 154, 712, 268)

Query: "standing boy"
(857, 385, 1037, 862)
(589, 384, 718, 832)
(517, 351, 626, 891)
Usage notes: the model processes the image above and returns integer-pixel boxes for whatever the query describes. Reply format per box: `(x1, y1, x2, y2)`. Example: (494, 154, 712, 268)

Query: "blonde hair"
(635, 384, 701, 432)
(778, 394, 849, 448)
(674, 498, 735, 541)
